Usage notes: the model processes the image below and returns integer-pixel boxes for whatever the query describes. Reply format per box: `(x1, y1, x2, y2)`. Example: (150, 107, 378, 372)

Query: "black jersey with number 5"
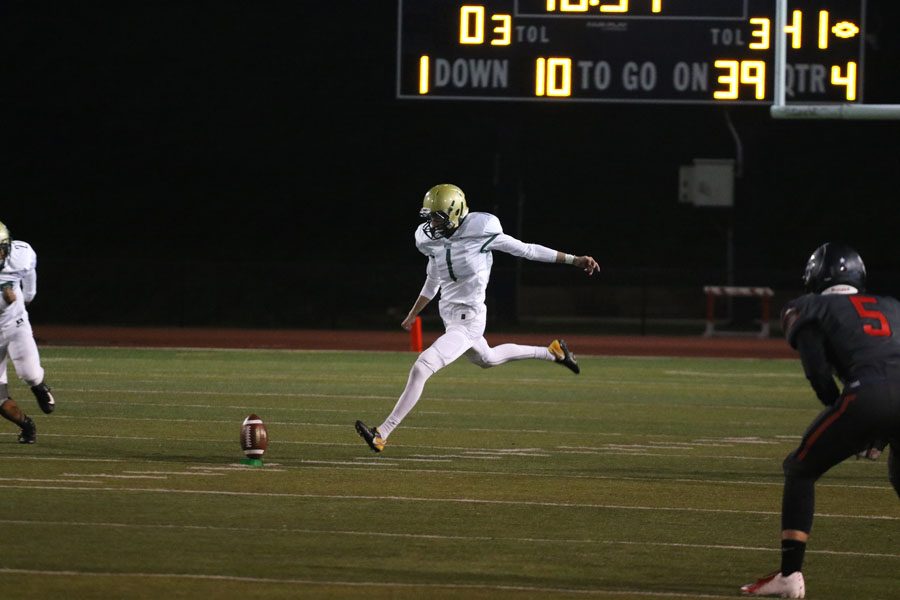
(782, 293, 900, 384)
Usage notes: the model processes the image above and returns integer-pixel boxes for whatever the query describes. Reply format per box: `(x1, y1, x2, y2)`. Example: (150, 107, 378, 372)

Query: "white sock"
(379, 361, 433, 439)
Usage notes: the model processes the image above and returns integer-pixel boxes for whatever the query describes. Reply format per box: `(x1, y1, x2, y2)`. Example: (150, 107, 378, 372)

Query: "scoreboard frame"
(396, 0, 867, 105)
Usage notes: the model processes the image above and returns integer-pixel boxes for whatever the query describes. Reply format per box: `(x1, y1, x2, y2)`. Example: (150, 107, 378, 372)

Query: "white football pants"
(0, 318, 45, 389)
(378, 307, 554, 439)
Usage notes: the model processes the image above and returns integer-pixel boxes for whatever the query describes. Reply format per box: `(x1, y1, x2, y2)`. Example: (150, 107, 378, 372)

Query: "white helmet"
(419, 184, 469, 239)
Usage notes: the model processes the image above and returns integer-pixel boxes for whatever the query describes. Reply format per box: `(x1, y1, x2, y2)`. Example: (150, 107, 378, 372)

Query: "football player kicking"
(355, 183, 599, 453)
(741, 242, 900, 598)
(0, 222, 56, 444)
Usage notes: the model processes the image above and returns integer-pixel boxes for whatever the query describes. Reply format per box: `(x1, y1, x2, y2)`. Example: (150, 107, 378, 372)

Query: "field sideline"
(1, 330, 897, 599)
(33, 324, 796, 358)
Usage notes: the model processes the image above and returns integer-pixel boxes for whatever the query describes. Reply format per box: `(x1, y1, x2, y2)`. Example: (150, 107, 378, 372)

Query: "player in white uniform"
(0, 222, 56, 444)
(356, 184, 600, 452)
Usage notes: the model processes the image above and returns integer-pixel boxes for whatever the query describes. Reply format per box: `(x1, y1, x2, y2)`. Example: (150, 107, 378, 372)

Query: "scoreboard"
(396, 0, 866, 104)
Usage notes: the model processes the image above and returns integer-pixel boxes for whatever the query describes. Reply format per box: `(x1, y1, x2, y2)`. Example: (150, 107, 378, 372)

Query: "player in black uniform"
(742, 242, 900, 598)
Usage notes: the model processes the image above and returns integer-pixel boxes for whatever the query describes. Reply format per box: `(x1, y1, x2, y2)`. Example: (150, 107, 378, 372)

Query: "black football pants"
(781, 380, 900, 533)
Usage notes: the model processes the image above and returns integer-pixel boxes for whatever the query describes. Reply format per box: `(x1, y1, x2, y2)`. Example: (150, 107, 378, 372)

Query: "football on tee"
(240, 414, 268, 458)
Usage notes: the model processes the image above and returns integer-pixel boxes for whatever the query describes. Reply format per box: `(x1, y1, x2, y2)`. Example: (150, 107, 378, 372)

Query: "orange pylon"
(410, 316, 423, 352)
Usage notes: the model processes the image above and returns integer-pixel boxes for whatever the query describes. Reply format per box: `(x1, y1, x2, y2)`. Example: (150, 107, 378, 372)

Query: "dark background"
(3, 1, 899, 332)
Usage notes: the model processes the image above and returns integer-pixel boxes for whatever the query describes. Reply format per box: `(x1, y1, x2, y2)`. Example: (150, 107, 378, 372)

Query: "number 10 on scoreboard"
(535, 58, 573, 97)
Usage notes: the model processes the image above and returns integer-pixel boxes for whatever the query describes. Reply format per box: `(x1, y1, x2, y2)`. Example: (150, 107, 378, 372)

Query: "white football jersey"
(414, 212, 557, 313)
(0, 240, 38, 327)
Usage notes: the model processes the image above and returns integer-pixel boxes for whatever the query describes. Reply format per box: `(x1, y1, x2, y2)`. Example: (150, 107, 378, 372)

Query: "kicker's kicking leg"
(465, 337, 580, 374)
(464, 337, 551, 368)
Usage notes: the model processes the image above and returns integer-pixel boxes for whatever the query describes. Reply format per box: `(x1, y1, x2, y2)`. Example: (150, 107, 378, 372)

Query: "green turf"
(0, 346, 897, 599)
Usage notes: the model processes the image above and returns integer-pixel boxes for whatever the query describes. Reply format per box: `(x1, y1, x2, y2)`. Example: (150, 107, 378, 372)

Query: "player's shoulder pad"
(11, 240, 34, 255)
(414, 223, 427, 243)
(462, 212, 503, 237)
(414, 223, 439, 254)
(7, 240, 36, 270)
(780, 293, 821, 349)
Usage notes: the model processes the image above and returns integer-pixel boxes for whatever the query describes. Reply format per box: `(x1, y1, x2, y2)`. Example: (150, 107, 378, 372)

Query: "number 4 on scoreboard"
(831, 62, 857, 101)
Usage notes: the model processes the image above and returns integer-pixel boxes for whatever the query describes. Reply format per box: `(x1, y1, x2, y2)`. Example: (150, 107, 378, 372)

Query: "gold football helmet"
(0, 222, 10, 266)
(419, 184, 469, 239)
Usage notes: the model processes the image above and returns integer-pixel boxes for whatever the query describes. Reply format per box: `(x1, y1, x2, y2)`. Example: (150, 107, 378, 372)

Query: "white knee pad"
(417, 328, 473, 373)
(415, 348, 443, 374)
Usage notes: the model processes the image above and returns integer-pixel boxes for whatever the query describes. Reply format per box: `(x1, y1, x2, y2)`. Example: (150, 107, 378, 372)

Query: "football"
(240, 414, 268, 458)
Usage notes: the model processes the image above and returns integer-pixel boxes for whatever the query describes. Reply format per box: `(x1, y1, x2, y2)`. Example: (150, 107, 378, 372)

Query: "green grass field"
(1, 346, 897, 599)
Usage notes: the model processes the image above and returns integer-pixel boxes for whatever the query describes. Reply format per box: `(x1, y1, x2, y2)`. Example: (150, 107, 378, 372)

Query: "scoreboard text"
(396, 0, 866, 104)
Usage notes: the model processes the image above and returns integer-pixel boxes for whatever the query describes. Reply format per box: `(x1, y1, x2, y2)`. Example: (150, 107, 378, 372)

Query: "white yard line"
(663, 370, 800, 379)
(0, 567, 765, 598)
(44, 387, 818, 411)
(57, 388, 398, 401)
(0, 477, 103, 484)
(0, 483, 896, 521)
(291, 460, 402, 466)
(8, 445, 892, 493)
(61, 473, 168, 480)
(2, 518, 897, 559)
(286, 464, 895, 492)
(122, 470, 224, 476)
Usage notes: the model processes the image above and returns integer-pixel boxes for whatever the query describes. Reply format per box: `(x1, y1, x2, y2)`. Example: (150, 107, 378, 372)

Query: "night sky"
(4, 1, 900, 327)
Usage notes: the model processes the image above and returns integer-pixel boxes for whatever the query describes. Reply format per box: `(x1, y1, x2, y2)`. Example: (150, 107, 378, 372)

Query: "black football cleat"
(355, 420, 385, 453)
(31, 383, 55, 414)
(18, 416, 36, 444)
(548, 339, 580, 374)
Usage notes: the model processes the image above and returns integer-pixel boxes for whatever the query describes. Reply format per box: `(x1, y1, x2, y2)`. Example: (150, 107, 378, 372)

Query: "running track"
(35, 325, 795, 359)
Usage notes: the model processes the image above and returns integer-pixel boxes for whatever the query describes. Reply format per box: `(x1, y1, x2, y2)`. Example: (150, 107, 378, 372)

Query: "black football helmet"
(802, 242, 866, 293)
